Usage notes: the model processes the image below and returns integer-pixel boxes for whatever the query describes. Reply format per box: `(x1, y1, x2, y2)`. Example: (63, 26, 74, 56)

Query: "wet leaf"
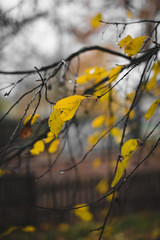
(48, 109, 64, 137)
(54, 95, 86, 121)
(118, 35, 147, 56)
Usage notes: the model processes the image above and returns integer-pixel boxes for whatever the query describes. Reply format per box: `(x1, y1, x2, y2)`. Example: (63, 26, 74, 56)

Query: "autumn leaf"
(90, 13, 102, 29)
(121, 139, 139, 158)
(105, 115, 116, 127)
(48, 109, 64, 137)
(22, 226, 36, 232)
(0, 226, 18, 238)
(30, 140, 45, 155)
(85, 66, 108, 83)
(54, 95, 86, 121)
(58, 223, 70, 232)
(21, 123, 32, 139)
(74, 204, 93, 221)
(0, 169, 6, 177)
(108, 65, 123, 83)
(110, 127, 122, 144)
(96, 179, 108, 194)
(77, 67, 108, 85)
(24, 114, 40, 125)
(124, 108, 135, 119)
(118, 35, 147, 56)
(92, 115, 106, 128)
(87, 131, 101, 146)
(44, 131, 54, 144)
(144, 98, 160, 121)
(146, 75, 156, 91)
(111, 156, 130, 187)
(126, 9, 133, 19)
(48, 139, 60, 154)
(146, 62, 160, 91)
(118, 35, 133, 48)
(92, 158, 102, 169)
(111, 139, 140, 187)
(48, 95, 86, 137)
(77, 75, 90, 84)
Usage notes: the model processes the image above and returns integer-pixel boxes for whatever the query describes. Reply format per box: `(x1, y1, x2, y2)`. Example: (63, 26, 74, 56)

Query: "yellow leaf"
(0, 226, 18, 238)
(146, 75, 156, 91)
(152, 61, 160, 74)
(110, 127, 122, 144)
(118, 35, 133, 48)
(48, 109, 64, 137)
(144, 98, 160, 121)
(118, 35, 147, 56)
(108, 66, 123, 83)
(22, 226, 36, 232)
(30, 140, 45, 155)
(126, 9, 133, 19)
(90, 13, 102, 29)
(126, 91, 135, 103)
(111, 156, 130, 187)
(77, 67, 108, 85)
(87, 131, 101, 146)
(92, 115, 106, 128)
(111, 138, 140, 187)
(86, 67, 108, 83)
(105, 115, 116, 127)
(24, 114, 40, 125)
(96, 179, 108, 194)
(121, 139, 138, 158)
(151, 228, 160, 239)
(0, 169, 6, 177)
(54, 95, 86, 121)
(74, 204, 93, 221)
(77, 75, 90, 85)
(92, 158, 102, 169)
(124, 108, 135, 119)
(48, 139, 60, 154)
(146, 62, 160, 91)
(44, 131, 54, 144)
(58, 223, 70, 232)
(107, 192, 117, 202)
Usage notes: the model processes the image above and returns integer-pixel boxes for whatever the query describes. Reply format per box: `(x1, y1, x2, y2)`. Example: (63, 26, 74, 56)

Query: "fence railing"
(0, 171, 160, 228)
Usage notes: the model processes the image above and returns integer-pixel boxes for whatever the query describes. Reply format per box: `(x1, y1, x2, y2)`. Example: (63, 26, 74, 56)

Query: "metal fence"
(0, 171, 160, 228)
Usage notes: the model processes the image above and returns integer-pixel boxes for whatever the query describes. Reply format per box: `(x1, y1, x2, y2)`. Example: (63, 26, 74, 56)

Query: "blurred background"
(0, 0, 160, 239)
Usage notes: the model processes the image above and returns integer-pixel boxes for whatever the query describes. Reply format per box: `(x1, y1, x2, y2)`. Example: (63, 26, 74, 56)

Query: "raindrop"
(101, 37, 104, 43)
(60, 170, 64, 174)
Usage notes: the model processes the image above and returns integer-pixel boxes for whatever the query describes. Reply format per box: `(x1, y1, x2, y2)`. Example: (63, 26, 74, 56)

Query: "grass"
(0, 211, 160, 240)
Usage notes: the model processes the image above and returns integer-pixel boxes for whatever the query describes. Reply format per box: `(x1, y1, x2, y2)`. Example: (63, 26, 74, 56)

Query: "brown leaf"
(21, 123, 32, 139)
